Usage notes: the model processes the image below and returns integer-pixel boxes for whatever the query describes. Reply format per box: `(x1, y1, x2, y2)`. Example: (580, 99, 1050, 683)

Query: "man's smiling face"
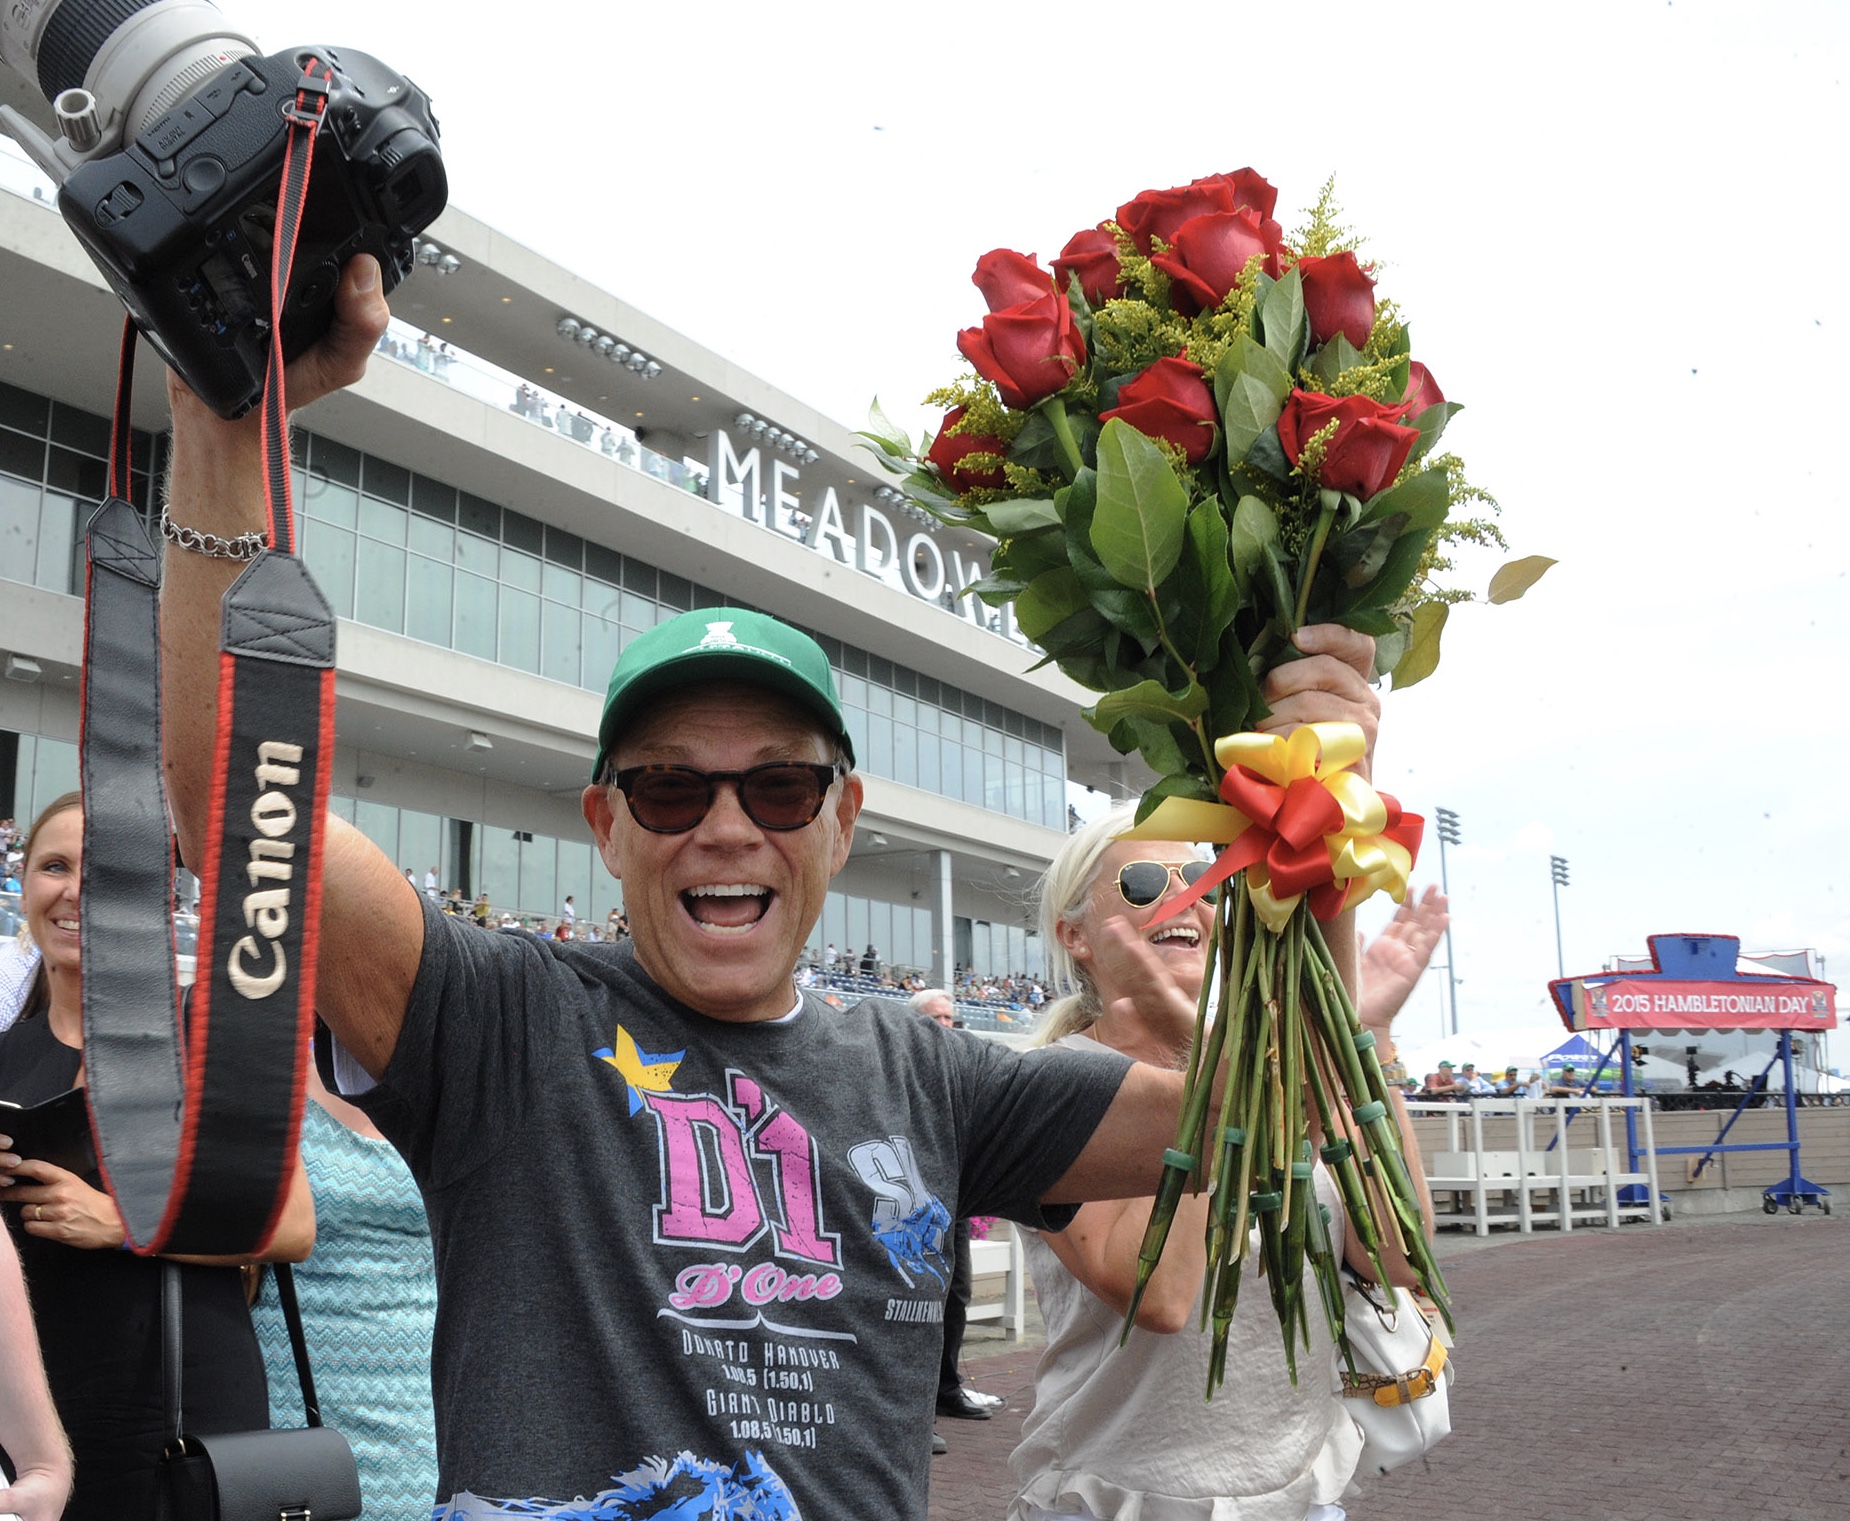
(583, 682, 861, 1022)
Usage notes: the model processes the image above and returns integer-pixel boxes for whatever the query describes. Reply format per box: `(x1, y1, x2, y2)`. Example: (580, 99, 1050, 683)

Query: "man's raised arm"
(160, 255, 421, 1079)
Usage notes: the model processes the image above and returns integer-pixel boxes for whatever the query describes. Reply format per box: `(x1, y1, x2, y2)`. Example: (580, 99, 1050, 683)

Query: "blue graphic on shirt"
(870, 1195, 951, 1290)
(438, 1449, 800, 1518)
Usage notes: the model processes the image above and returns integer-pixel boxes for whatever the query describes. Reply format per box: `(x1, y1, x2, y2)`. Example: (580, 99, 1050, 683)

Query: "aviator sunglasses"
(1116, 858, 1215, 908)
(613, 761, 843, 833)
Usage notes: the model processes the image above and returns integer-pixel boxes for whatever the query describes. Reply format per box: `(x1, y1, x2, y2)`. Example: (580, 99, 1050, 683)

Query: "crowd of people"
(1415, 1061, 1576, 1101)
(1, 257, 1439, 1521)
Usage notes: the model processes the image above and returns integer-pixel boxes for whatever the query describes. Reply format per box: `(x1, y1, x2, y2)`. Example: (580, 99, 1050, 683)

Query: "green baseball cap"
(591, 607, 854, 780)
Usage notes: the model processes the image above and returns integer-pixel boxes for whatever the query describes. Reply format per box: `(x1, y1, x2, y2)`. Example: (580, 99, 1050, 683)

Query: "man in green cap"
(153, 262, 1390, 1521)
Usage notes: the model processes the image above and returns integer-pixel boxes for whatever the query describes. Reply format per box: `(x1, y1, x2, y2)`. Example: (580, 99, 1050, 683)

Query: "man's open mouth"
(682, 883, 771, 935)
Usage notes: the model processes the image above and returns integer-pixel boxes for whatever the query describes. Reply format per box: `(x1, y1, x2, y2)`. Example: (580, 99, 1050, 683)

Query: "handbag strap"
(273, 1263, 324, 1428)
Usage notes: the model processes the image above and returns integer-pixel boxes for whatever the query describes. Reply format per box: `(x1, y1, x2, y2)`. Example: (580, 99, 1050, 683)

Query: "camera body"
(55, 45, 445, 416)
(0, 0, 446, 418)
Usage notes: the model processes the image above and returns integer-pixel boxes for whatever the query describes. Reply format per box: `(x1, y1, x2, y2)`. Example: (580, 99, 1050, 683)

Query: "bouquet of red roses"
(864, 170, 1550, 1390)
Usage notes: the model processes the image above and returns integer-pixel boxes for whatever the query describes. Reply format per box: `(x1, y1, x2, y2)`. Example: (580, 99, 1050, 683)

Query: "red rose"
(1298, 251, 1377, 349)
(1149, 208, 1283, 316)
(926, 406, 1009, 493)
(1277, 390, 1419, 500)
(1401, 361, 1445, 417)
(1189, 168, 1279, 223)
(957, 271, 1087, 412)
(972, 248, 1054, 312)
(1099, 357, 1218, 464)
(1053, 226, 1123, 306)
(1116, 167, 1282, 255)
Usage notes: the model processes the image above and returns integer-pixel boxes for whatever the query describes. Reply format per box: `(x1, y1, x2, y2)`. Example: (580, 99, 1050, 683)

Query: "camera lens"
(0, 0, 254, 154)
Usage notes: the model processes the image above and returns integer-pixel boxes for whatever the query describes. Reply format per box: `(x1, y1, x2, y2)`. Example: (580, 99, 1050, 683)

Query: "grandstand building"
(0, 126, 1144, 1016)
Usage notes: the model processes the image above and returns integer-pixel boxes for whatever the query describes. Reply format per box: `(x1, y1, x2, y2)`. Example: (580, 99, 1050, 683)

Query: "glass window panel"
(499, 587, 540, 672)
(0, 429, 43, 481)
(326, 794, 356, 824)
(410, 474, 457, 521)
(823, 893, 846, 953)
(34, 493, 73, 592)
(45, 446, 105, 500)
(458, 491, 500, 539)
(843, 645, 866, 678)
(619, 589, 656, 629)
(541, 599, 581, 686)
(408, 513, 452, 560)
(358, 496, 407, 545)
(362, 455, 411, 505)
(355, 541, 406, 632)
(456, 532, 497, 575)
(893, 695, 915, 727)
(1004, 735, 1022, 765)
(984, 752, 1004, 812)
(589, 860, 623, 927)
(48, 402, 109, 457)
(480, 827, 519, 917)
(620, 558, 657, 596)
(454, 570, 498, 660)
(868, 714, 893, 779)
(502, 549, 541, 593)
(542, 563, 580, 605)
(303, 470, 357, 527)
(913, 705, 937, 737)
(582, 615, 621, 692)
(984, 727, 1003, 756)
(398, 810, 443, 885)
(868, 901, 891, 965)
(0, 382, 48, 434)
(1044, 774, 1064, 831)
(584, 541, 622, 586)
(501, 509, 543, 555)
(917, 731, 938, 794)
(942, 738, 962, 801)
(846, 897, 868, 956)
(0, 475, 39, 583)
(406, 554, 452, 646)
(914, 907, 934, 976)
(518, 837, 556, 921)
(869, 685, 891, 718)
(658, 571, 692, 610)
(964, 747, 984, 808)
(557, 840, 594, 923)
(841, 675, 866, 710)
(1005, 761, 1025, 821)
(353, 799, 400, 863)
(893, 725, 916, 788)
(302, 521, 356, 618)
(312, 436, 361, 487)
(544, 525, 584, 569)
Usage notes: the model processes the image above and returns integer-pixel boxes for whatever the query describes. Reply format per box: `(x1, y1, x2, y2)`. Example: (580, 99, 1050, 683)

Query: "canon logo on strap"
(227, 740, 305, 999)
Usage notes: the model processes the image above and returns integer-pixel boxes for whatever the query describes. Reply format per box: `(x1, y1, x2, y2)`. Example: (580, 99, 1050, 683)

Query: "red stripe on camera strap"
(81, 59, 338, 1255)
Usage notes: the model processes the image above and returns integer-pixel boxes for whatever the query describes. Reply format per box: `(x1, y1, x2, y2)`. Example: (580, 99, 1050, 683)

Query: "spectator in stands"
(1520, 1070, 1549, 1097)
(1459, 1062, 1495, 1097)
(1494, 1065, 1523, 1097)
(860, 944, 879, 977)
(424, 867, 440, 902)
(1424, 1060, 1466, 1098)
(1546, 1066, 1580, 1097)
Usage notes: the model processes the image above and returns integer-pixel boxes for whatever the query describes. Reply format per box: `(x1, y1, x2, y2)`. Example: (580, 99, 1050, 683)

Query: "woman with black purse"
(0, 792, 316, 1521)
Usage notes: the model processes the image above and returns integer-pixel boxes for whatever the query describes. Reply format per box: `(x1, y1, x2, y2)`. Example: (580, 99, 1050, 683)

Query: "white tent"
(1397, 1021, 1578, 1086)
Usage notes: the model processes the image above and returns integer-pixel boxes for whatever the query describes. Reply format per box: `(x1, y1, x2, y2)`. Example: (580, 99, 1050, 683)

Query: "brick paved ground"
(929, 1209, 1850, 1521)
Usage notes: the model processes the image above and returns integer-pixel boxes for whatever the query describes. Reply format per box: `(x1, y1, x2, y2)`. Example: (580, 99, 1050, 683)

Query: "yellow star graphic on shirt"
(593, 1025, 685, 1115)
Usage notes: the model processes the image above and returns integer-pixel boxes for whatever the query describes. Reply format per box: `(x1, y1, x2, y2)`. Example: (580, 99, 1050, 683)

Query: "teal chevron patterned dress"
(254, 1099, 438, 1518)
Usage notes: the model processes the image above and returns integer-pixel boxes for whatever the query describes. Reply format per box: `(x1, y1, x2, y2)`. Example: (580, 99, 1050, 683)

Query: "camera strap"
(82, 60, 338, 1255)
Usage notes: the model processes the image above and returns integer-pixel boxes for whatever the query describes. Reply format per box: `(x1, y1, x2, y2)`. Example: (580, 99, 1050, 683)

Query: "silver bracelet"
(159, 507, 270, 561)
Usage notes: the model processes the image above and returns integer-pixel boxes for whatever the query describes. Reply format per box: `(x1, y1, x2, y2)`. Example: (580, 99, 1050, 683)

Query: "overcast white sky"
(225, 0, 1849, 1060)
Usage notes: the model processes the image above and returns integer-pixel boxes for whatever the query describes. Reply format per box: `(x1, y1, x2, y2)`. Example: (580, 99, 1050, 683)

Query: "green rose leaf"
(857, 397, 912, 459)
(1259, 266, 1308, 374)
(1407, 400, 1463, 463)
(998, 525, 1071, 582)
(1092, 418, 1189, 590)
(1372, 628, 1407, 681)
(984, 498, 1062, 535)
(1228, 495, 1279, 593)
(1307, 333, 1363, 387)
(968, 573, 1027, 604)
(1015, 566, 1091, 642)
(1177, 499, 1238, 669)
(1087, 677, 1210, 732)
(1392, 600, 1449, 689)
(1358, 466, 1450, 530)
(1134, 770, 1222, 826)
(1487, 555, 1557, 604)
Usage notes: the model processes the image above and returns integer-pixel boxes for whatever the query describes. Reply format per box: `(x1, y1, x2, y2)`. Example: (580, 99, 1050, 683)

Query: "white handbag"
(1337, 1274, 1454, 1481)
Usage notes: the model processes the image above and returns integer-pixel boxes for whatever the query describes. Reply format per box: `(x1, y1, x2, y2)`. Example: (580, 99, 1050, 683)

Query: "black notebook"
(0, 1087, 100, 1185)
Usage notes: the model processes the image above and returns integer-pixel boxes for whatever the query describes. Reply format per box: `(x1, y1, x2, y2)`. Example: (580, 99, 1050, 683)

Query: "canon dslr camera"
(0, 0, 446, 417)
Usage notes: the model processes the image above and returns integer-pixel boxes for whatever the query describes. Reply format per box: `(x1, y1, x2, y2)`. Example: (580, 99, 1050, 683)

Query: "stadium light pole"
(1550, 855, 1570, 978)
(1435, 807, 1461, 1036)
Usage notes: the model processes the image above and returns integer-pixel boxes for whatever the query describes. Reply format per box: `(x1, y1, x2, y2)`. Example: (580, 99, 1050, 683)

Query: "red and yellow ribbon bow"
(1122, 722, 1423, 933)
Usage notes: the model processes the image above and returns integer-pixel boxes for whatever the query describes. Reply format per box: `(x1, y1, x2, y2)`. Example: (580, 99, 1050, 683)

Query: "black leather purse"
(157, 1262, 362, 1521)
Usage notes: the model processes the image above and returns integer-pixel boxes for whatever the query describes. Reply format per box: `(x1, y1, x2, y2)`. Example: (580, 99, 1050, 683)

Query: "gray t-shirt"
(336, 901, 1130, 1520)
